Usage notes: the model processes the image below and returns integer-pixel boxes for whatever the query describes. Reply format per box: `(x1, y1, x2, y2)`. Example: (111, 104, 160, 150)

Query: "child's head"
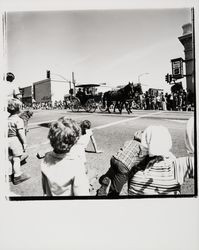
(80, 120, 91, 135)
(6, 72, 15, 82)
(48, 117, 81, 153)
(58, 117, 81, 139)
(133, 130, 143, 142)
(7, 98, 22, 115)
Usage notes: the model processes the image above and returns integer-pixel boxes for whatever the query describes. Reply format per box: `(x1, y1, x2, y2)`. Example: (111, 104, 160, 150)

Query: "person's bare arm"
(17, 128, 27, 151)
(90, 135, 103, 153)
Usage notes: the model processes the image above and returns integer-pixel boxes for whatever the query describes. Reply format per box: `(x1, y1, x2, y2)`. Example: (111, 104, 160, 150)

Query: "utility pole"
(72, 72, 76, 94)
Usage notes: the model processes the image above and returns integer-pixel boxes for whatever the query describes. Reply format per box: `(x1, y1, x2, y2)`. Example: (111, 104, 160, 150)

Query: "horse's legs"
(105, 105, 111, 113)
(128, 101, 133, 113)
(114, 101, 120, 113)
(106, 101, 111, 113)
(124, 102, 129, 114)
(119, 102, 124, 114)
(125, 101, 132, 114)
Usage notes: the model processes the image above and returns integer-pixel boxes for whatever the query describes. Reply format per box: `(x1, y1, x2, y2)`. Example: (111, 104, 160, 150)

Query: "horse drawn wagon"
(99, 82, 143, 114)
(64, 82, 143, 114)
(65, 83, 102, 112)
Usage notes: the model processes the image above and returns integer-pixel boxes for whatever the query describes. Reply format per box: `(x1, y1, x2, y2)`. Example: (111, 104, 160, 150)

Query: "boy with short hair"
(41, 117, 90, 196)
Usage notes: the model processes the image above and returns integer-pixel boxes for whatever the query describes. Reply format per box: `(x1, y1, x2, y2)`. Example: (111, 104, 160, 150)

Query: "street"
(9, 108, 194, 197)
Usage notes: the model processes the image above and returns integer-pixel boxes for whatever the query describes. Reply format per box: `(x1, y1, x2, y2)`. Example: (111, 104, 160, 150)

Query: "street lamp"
(138, 72, 149, 84)
(47, 71, 73, 92)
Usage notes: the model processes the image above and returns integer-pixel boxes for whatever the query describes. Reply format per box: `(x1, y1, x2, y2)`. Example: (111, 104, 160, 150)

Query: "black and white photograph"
(0, 0, 199, 249)
(3, 7, 197, 199)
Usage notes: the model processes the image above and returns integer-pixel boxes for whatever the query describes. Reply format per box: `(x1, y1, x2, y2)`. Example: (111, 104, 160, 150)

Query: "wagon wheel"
(71, 97, 80, 112)
(98, 100, 107, 112)
(85, 99, 97, 113)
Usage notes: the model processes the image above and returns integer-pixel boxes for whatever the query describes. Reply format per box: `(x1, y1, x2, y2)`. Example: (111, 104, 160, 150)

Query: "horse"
(103, 82, 143, 114)
(102, 82, 134, 114)
(122, 83, 143, 113)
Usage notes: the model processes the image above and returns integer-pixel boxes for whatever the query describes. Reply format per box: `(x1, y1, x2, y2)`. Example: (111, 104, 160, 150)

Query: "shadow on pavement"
(38, 122, 51, 128)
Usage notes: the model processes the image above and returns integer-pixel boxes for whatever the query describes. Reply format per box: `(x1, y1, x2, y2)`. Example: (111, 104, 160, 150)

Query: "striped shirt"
(114, 140, 148, 171)
(128, 156, 194, 195)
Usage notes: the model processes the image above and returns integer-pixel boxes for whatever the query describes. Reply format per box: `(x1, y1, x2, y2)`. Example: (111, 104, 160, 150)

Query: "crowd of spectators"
(31, 100, 65, 110)
(21, 88, 194, 112)
(132, 88, 194, 111)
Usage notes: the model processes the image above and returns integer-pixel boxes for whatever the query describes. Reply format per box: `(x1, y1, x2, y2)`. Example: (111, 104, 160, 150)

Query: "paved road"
(9, 109, 194, 197)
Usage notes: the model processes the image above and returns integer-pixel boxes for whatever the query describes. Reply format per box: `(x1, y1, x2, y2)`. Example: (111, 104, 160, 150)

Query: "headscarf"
(141, 125, 172, 157)
(185, 117, 194, 154)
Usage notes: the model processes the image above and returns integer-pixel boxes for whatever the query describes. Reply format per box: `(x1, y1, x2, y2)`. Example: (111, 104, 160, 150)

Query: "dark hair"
(80, 120, 91, 135)
(6, 72, 15, 82)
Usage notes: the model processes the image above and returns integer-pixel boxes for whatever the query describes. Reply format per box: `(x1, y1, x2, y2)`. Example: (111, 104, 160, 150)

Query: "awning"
(75, 83, 100, 88)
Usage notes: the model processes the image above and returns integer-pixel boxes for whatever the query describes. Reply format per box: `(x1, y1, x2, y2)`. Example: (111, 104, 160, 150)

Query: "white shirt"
(70, 129, 93, 164)
(41, 151, 90, 196)
(4, 82, 20, 99)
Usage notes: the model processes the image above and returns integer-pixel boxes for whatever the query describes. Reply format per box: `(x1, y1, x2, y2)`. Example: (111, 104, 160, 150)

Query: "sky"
(6, 8, 191, 92)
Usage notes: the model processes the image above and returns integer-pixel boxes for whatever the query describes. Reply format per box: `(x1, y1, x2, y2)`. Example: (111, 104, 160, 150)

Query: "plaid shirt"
(114, 140, 148, 171)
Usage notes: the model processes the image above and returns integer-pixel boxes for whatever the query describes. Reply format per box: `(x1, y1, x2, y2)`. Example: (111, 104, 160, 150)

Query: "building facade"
(20, 86, 32, 106)
(33, 79, 70, 103)
(178, 23, 194, 93)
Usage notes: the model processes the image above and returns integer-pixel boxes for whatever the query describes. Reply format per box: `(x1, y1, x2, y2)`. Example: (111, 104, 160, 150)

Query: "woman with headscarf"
(128, 119, 194, 195)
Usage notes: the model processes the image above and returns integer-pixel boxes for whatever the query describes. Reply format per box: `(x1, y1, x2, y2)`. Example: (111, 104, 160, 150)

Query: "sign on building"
(171, 57, 184, 79)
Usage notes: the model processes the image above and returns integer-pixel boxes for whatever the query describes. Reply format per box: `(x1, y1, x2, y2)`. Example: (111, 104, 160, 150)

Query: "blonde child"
(7, 98, 30, 184)
(41, 117, 90, 196)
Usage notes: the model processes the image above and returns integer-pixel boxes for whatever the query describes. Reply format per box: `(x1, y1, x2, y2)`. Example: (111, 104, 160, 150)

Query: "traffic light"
(165, 73, 169, 82)
(46, 70, 51, 79)
(168, 74, 172, 83)
(165, 73, 172, 83)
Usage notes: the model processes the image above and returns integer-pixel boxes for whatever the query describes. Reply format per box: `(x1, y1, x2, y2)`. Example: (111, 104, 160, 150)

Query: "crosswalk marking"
(27, 111, 163, 149)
